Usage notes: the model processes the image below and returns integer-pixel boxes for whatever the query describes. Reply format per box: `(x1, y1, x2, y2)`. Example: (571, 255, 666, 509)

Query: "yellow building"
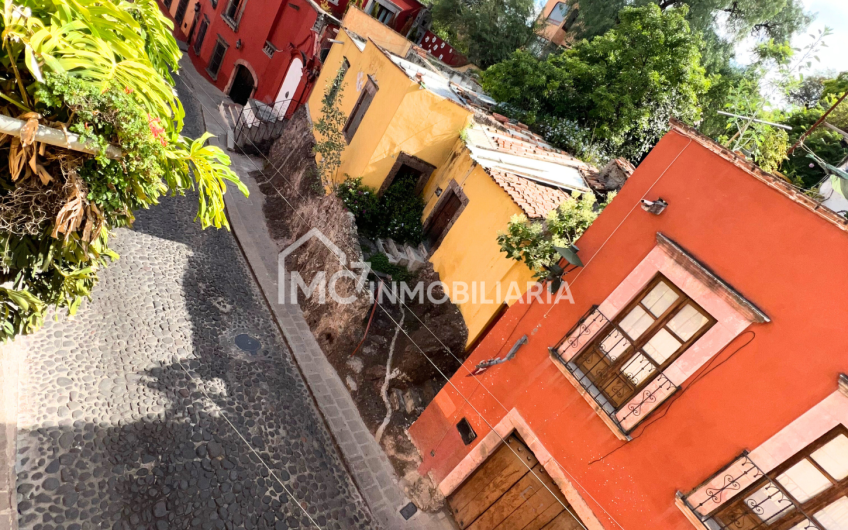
(308, 22, 596, 347)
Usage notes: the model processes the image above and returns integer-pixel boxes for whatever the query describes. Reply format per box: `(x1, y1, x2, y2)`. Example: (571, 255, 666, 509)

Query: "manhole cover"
(234, 334, 261, 352)
(400, 502, 418, 520)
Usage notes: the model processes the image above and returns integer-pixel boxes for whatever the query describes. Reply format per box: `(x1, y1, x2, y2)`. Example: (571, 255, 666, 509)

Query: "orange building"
(535, 0, 579, 50)
(409, 121, 848, 529)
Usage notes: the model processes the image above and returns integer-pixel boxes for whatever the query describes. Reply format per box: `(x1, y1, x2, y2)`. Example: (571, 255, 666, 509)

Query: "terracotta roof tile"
(488, 169, 570, 219)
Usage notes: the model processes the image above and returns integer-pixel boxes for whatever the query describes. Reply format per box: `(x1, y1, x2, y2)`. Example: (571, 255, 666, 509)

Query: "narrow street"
(12, 76, 373, 530)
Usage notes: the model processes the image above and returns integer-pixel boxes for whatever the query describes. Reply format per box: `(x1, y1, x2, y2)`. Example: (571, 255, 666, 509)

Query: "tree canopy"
(570, 0, 809, 44)
(482, 4, 709, 161)
(429, 0, 538, 69)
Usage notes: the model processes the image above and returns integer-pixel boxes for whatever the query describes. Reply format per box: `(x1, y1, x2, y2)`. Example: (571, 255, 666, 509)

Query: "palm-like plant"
(0, 0, 248, 340)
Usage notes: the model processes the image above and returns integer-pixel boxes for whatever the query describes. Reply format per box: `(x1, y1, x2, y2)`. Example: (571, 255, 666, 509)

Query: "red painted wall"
(419, 30, 467, 66)
(410, 129, 848, 528)
(171, 0, 348, 110)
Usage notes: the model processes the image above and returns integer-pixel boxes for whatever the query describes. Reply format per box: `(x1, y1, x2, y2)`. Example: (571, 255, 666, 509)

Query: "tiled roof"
(488, 169, 570, 219)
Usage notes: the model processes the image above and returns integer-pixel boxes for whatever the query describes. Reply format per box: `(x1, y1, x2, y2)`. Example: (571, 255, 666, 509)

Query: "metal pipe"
(0, 113, 122, 160)
(716, 111, 793, 130)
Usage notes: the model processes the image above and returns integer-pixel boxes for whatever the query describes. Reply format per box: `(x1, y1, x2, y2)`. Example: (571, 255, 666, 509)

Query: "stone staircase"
(376, 238, 428, 272)
(217, 99, 242, 151)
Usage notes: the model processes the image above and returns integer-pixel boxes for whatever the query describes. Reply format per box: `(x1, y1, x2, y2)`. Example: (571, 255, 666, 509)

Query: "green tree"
(429, 0, 538, 69)
(570, 0, 809, 44)
(569, 0, 812, 141)
(497, 192, 612, 278)
(0, 0, 247, 340)
(483, 5, 709, 161)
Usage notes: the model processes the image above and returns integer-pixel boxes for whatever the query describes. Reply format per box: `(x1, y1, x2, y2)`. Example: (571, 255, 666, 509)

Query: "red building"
(162, 0, 429, 116)
(409, 121, 848, 529)
(176, 0, 343, 114)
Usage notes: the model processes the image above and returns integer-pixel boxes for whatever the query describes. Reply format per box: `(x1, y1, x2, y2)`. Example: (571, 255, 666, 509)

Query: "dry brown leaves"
(1, 110, 101, 243)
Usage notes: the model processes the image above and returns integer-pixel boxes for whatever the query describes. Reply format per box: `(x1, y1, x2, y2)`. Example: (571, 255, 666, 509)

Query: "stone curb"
(176, 59, 455, 530)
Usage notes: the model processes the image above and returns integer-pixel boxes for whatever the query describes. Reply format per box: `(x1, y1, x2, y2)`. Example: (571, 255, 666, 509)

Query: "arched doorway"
(274, 57, 303, 116)
(228, 64, 255, 106)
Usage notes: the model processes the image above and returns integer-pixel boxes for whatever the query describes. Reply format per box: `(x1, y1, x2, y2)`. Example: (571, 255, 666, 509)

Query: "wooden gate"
(447, 434, 584, 530)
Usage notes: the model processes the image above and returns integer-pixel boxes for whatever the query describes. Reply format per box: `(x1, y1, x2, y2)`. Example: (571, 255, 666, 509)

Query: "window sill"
(206, 68, 220, 81)
(548, 349, 631, 442)
(221, 14, 239, 31)
(674, 493, 711, 530)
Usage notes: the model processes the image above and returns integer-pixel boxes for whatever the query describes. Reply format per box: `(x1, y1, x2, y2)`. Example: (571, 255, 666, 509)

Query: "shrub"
(337, 175, 425, 244)
(0, 0, 246, 341)
(376, 174, 425, 245)
(366, 252, 414, 283)
(497, 192, 614, 278)
(337, 176, 380, 230)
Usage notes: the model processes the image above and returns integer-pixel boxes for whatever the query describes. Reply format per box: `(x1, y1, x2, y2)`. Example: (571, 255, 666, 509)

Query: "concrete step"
(403, 244, 426, 272)
(377, 238, 427, 272)
(217, 100, 243, 132)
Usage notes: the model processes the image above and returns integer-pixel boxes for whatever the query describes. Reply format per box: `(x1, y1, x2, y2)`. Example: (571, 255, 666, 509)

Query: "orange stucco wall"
(409, 129, 848, 528)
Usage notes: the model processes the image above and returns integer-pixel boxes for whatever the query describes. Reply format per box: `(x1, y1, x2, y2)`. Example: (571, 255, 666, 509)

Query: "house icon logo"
(278, 228, 370, 304)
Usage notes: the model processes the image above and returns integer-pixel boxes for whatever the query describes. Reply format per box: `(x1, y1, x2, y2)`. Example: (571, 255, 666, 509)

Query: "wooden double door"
(448, 434, 584, 530)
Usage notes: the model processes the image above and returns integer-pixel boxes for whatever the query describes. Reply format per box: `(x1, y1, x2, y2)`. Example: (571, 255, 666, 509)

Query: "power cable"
(180, 68, 605, 528)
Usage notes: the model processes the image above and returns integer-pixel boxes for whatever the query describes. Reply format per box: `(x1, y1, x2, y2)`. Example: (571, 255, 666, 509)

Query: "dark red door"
(426, 191, 462, 247)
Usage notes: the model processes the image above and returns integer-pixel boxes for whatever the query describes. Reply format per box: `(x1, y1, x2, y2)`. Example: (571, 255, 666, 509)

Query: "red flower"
(147, 114, 167, 147)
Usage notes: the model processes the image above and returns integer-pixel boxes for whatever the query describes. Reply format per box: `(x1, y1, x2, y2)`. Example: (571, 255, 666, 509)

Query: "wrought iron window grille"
(551, 306, 681, 434)
(682, 453, 825, 530)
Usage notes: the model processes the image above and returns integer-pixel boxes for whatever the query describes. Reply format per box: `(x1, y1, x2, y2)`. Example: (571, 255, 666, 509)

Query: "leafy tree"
(429, 0, 538, 68)
(0, 0, 247, 340)
(788, 76, 827, 109)
(570, 0, 809, 44)
(497, 192, 612, 278)
(483, 5, 709, 161)
(569, 0, 812, 142)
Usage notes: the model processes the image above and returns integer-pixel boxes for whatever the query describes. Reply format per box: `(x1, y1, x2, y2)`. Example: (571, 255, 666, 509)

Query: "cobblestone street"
(12, 77, 373, 530)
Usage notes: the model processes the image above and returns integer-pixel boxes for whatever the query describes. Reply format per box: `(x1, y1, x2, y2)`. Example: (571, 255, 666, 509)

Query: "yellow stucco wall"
(308, 33, 470, 190)
(310, 35, 537, 347)
(424, 141, 537, 346)
(342, 6, 412, 57)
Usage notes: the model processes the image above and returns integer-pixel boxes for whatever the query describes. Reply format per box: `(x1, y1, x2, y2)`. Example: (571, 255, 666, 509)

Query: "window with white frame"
(705, 426, 848, 530)
(571, 274, 715, 409)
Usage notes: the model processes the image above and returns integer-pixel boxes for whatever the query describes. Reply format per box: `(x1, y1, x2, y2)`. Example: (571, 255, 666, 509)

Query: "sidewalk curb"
(178, 61, 454, 529)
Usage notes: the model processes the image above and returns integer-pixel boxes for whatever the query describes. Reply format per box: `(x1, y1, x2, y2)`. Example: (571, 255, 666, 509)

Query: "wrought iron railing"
(615, 373, 677, 427)
(683, 454, 823, 530)
(232, 98, 299, 155)
(550, 306, 680, 433)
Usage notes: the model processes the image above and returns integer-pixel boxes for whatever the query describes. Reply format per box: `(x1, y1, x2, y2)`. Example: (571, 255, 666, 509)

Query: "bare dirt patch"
(256, 107, 466, 511)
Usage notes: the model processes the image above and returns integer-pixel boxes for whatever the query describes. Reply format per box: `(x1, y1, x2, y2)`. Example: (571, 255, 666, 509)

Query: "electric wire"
(182, 65, 626, 528)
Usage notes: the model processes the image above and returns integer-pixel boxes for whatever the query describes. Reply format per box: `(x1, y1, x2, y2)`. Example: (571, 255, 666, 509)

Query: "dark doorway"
(425, 188, 463, 248)
(228, 64, 255, 106)
(174, 0, 189, 27)
(379, 152, 436, 196)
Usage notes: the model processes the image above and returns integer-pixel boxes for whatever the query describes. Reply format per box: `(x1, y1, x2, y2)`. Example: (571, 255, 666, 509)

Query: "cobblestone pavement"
(13, 77, 374, 530)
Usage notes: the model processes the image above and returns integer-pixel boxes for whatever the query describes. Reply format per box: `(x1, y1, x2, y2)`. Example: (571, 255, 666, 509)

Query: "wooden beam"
(824, 122, 848, 141)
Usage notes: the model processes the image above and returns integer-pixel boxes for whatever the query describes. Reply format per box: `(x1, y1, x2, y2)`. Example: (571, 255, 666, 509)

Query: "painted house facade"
(409, 121, 848, 529)
(173, 0, 343, 114)
(308, 27, 597, 347)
